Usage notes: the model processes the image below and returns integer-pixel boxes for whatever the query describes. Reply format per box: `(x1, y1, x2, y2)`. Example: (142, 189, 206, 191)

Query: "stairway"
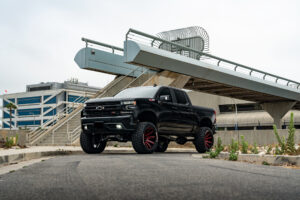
(28, 68, 156, 146)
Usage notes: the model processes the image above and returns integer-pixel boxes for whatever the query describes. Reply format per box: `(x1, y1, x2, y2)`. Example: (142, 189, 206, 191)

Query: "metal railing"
(82, 37, 123, 55)
(28, 64, 154, 145)
(28, 95, 89, 144)
(126, 28, 300, 90)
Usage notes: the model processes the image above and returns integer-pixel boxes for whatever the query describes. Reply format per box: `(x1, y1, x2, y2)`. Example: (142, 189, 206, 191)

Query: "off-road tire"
(132, 122, 158, 154)
(194, 127, 214, 153)
(80, 132, 106, 154)
(155, 138, 169, 152)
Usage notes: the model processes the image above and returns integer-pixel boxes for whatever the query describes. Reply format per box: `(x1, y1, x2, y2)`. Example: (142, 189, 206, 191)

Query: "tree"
(4, 103, 17, 131)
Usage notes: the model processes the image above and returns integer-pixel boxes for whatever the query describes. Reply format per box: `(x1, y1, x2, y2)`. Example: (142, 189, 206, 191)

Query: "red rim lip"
(143, 126, 157, 150)
(204, 131, 213, 149)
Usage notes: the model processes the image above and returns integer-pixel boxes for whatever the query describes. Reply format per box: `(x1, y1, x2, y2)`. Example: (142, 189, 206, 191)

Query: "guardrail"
(82, 37, 123, 55)
(125, 28, 300, 90)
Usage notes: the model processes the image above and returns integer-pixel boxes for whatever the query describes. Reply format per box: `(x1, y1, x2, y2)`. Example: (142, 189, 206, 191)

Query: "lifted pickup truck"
(80, 86, 216, 154)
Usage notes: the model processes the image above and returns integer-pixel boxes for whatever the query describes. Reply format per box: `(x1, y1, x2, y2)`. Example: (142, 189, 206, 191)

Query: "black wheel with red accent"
(155, 137, 169, 152)
(132, 122, 158, 154)
(80, 132, 107, 154)
(194, 127, 214, 153)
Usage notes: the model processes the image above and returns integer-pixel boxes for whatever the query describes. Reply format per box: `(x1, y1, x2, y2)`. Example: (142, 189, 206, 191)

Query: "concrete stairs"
(29, 70, 189, 146)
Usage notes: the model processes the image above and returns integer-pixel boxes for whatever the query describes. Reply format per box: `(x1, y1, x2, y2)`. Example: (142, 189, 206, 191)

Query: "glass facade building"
(1, 80, 100, 129)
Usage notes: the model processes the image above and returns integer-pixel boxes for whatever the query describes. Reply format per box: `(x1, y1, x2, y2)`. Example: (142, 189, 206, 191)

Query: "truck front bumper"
(81, 115, 137, 135)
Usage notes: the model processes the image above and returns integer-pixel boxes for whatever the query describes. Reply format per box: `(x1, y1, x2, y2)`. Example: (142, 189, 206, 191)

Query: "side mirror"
(159, 95, 170, 102)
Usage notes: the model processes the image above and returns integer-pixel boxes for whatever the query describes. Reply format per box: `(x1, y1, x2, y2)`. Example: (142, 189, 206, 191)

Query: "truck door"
(156, 87, 177, 133)
(172, 89, 196, 133)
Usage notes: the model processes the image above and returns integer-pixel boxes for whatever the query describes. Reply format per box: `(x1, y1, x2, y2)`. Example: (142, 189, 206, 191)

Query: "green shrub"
(209, 137, 224, 158)
(230, 138, 239, 153)
(286, 113, 296, 154)
(5, 137, 14, 148)
(273, 125, 285, 154)
(209, 151, 219, 158)
(240, 135, 248, 154)
(251, 142, 259, 154)
(229, 152, 238, 161)
(229, 139, 239, 161)
(273, 112, 296, 155)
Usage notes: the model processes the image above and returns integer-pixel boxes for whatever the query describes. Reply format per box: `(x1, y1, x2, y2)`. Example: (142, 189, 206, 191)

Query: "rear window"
(114, 87, 159, 98)
(174, 90, 187, 104)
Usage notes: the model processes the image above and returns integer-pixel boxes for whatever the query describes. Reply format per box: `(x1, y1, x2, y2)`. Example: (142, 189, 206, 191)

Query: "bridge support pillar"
(262, 101, 296, 128)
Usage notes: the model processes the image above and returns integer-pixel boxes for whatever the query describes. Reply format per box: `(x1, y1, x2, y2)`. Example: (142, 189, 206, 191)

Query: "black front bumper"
(81, 115, 137, 135)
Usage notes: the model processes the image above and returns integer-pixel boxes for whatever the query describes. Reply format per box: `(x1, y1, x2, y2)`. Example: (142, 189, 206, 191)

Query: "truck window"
(157, 88, 172, 102)
(174, 89, 187, 104)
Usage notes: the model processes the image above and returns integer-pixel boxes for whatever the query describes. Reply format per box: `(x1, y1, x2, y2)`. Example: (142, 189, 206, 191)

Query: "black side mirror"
(159, 95, 170, 102)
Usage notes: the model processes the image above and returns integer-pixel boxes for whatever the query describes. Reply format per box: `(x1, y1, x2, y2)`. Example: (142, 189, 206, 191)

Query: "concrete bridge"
(75, 28, 300, 128)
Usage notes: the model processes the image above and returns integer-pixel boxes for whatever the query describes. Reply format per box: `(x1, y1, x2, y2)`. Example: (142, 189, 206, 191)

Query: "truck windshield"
(114, 86, 159, 98)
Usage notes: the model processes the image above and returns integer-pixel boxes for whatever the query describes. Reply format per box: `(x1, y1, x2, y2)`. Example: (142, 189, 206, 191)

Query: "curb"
(0, 150, 83, 166)
(192, 152, 300, 166)
(0, 148, 196, 167)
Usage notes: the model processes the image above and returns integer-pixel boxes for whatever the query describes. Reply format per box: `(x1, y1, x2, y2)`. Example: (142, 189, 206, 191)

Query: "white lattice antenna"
(157, 26, 209, 52)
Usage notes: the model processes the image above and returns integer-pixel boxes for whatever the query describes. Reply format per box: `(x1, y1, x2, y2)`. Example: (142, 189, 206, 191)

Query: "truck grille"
(84, 101, 122, 117)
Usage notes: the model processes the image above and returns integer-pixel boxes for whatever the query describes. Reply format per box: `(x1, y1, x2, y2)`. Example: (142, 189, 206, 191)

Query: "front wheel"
(132, 122, 158, 154)
(194, 127, 214, 153)
(80, 132, 107, 154)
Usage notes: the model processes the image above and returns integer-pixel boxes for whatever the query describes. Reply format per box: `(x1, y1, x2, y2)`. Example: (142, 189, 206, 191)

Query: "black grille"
(85, 101, 122, 117)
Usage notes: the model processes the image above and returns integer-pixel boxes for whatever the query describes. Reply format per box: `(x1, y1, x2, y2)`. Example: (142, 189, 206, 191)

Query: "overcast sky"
(0, 0, 300, 95)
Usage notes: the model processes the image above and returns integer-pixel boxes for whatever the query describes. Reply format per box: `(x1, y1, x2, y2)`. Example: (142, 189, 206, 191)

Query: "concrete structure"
(1, 80, 99, 130)
(187, 90, 300, 130)
(25, 26, 300, 146)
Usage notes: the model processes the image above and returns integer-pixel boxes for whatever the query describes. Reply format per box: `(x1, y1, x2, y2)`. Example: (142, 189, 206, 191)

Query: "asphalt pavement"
(0, 153, 299, 200)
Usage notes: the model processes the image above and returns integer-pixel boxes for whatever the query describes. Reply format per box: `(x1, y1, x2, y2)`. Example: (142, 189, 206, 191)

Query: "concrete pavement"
(0, 153, 299, 200)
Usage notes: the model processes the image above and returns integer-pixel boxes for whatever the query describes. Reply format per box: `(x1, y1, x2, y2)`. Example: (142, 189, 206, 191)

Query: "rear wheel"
(194, 127, 214, 153)
(132, 122, 158, 154)
(155, 138, 169, 152)
(80, 132, 107, 154)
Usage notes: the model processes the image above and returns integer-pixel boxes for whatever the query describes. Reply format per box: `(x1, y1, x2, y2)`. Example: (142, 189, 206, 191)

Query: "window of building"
(17, 96, 41, 105)
(44, 96, 57, 104)
(44, 108, 57, 116)
(28, 86, 51, 92)
(3, 111, 15, 119)
(17, 120, 41, 126)
(17, 108, 41, 116)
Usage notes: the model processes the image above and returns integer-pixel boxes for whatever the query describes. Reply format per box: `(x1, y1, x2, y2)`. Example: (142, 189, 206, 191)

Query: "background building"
(0, 79, 100, 129)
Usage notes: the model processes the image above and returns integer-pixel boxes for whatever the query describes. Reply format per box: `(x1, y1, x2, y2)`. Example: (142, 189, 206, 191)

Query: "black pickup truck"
(80, 86, 216, 154)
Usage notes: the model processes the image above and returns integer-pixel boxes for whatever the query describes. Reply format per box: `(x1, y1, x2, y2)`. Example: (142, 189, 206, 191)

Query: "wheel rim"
(204, 131, 213, 149)
(143, 126, 157, 149)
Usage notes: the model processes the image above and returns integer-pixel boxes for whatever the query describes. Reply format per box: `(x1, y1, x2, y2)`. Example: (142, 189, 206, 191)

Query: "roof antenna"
(153, 84, 157, 87)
